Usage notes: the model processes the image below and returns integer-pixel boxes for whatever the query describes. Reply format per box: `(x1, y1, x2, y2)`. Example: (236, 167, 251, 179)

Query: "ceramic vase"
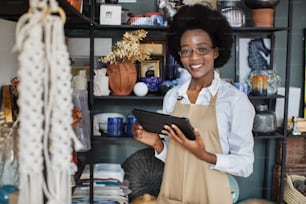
(244, 0, 280, 27)
(107, 62, 137, 96)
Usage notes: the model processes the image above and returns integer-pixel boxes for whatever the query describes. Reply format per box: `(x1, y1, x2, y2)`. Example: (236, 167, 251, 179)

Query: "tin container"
(253, 104, 277, 133)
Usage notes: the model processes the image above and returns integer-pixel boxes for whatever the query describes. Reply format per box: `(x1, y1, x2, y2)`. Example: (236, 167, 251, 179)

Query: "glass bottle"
(217, 0, 245, 27)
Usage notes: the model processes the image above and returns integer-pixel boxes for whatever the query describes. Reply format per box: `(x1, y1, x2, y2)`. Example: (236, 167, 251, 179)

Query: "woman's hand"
(161, 124, 217, 164)
(132, 122, 164, 153)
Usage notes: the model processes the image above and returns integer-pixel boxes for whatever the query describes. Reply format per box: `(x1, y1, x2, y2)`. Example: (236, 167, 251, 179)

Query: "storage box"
(276, 137, 306, 165)
(100, 4, 122, 25)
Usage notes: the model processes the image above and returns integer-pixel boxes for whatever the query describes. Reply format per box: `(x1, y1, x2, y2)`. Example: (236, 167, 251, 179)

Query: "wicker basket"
(284, 174, 306, 204)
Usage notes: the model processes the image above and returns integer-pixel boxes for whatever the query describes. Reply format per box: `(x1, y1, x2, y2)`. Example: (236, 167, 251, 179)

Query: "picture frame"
(140, 39, 167, 72)
(139, 58, 162, 78)
(140, 38, 166, 57)
(237, 37, 271, 82)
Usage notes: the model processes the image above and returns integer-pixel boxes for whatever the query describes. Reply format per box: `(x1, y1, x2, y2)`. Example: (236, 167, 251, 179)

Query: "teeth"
(191, 64, 202, 69)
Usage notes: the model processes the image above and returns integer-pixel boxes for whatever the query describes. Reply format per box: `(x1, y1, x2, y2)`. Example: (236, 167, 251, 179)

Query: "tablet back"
(132, 108, 195, 140)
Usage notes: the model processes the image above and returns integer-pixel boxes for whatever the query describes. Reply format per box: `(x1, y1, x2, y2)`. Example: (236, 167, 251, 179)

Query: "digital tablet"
(132, 108, 195, 140)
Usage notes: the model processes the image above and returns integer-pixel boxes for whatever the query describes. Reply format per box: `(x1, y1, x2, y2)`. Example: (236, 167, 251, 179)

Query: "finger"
(166, 124, 184, 144)
(163, 125, 177, 137)
(194, 128, 201, 140)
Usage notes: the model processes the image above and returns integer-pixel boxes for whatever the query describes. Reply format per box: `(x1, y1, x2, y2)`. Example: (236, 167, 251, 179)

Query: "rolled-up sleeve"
(212, 96, 255, 177)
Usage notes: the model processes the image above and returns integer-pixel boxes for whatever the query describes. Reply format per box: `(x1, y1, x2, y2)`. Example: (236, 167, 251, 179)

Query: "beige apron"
(157, 93, 232, 204)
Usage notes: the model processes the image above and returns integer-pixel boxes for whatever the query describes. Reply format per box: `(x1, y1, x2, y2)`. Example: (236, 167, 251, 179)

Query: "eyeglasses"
(178, 47, 214, 58)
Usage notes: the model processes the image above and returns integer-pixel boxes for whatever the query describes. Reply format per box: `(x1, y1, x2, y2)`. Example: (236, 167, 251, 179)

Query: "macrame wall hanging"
(14, 0, 83, 203)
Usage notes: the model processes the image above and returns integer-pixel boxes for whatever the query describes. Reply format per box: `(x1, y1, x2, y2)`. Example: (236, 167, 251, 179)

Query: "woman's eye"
(181, 49, 191, 55)
(197, 47, 209, 54)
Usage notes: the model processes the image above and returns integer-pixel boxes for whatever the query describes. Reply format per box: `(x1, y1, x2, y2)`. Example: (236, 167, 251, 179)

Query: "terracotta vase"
(251, 8, 274, 27)
(244, 0, 280, 27)
(107, 62, 137, 96)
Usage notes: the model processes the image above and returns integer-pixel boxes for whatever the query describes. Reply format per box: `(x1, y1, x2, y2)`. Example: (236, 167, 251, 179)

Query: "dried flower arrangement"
(100, 29, 151, 64)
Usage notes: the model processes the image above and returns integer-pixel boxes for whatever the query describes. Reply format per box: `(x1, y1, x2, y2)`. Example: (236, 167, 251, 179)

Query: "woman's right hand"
(132, 122, 164, 153)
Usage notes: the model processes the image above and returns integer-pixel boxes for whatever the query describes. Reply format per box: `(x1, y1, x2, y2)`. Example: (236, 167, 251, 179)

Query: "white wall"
(0, 19, 18, 86)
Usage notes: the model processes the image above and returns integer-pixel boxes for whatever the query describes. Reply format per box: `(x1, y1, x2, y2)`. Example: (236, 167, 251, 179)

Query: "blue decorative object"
(228, 175, 239, 203)
(139, 77, 161, 92)
(247, 38, 270, 70)
(107, 117, 123, 137)
(159, 80, 176, 95)
(0, 185, 18, 204)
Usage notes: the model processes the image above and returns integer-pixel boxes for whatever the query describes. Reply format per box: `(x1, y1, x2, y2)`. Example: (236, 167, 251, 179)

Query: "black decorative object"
(244, 0, 279, 9)
(122, 148, 164, 202)
(105, 0, 119, 4)
(247, 38, 271, 70)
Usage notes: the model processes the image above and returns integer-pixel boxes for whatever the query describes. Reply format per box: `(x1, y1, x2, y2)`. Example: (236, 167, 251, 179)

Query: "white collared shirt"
(156, 71, 255, 177)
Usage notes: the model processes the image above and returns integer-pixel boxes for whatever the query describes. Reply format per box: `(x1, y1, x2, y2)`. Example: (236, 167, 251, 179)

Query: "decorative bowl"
(244, 0, 280, 9)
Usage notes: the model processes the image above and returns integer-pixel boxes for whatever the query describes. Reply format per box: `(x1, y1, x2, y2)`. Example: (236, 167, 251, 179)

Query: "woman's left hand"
(161, 124, 217, 164)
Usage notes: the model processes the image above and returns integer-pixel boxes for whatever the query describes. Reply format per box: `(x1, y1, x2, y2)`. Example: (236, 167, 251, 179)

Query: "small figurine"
(72, 70, 87, 91)
(94, 68, 110, 96)
(291, 116, 301, 135)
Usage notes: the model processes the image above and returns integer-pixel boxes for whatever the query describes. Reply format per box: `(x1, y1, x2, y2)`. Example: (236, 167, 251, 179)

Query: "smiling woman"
(132, 4, 255, 204)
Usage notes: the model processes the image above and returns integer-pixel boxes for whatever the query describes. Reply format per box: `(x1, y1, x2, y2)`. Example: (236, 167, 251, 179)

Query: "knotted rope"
(14, 0, 82, 203)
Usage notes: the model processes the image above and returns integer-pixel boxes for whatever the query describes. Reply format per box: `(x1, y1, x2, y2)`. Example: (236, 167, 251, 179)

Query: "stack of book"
(72, 163, 130, 204)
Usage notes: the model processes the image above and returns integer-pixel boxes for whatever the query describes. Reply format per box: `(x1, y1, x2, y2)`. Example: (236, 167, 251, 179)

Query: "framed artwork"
(140, 38, 166, 56)
(139, 58, 162, 78)
(237, 37, 271, 82)
(140, 38, 167, 72)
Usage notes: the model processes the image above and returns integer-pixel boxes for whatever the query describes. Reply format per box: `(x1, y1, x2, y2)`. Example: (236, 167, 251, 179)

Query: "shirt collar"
(177, 71, 220, 99)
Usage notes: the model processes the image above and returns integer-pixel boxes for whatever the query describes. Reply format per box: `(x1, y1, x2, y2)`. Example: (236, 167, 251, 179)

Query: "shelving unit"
(0, 0, 295, 203)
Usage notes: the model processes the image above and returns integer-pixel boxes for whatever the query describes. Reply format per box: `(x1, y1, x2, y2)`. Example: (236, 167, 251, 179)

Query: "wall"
(0, 19, 18, 87)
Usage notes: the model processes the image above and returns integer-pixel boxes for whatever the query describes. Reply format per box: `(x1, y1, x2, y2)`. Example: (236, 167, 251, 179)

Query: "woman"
(133, 4, 255, 204)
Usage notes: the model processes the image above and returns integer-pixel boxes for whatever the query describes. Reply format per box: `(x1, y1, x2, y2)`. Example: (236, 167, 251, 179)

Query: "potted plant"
(100, 29, 151, 96)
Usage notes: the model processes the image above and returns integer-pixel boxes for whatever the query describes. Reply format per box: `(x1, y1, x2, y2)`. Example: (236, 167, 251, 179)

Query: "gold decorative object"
(100, 29, 151, 64)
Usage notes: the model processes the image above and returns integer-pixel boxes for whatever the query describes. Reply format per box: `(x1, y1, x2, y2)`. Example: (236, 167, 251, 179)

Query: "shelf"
(93, 94, 164, 100)
(232, 27, 289, 33)
(253, 130, 285, 139)
(248, 94, 284, 100)
(59, 0, 92, 28)
(94, 24, 168, 31)
(288, 132, 306, 137)
(0, 0, 92, 28)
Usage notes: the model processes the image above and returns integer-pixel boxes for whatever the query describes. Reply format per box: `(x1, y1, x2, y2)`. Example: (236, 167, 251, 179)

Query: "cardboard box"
(100, 4, 122, 25)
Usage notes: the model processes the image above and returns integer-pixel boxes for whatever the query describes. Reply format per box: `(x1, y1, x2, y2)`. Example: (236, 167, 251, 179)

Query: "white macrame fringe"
(15, 0, 83, 204)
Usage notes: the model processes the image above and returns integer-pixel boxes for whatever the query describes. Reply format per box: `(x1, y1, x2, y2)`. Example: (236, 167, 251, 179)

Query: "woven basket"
(284, 174, 306, 204)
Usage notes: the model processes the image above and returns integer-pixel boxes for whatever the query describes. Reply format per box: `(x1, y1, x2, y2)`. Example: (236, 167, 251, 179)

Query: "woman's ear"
(213, 47, 219, 60)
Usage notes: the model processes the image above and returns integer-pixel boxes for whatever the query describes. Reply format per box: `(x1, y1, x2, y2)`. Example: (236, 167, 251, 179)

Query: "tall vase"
(107, 62, 137, 96)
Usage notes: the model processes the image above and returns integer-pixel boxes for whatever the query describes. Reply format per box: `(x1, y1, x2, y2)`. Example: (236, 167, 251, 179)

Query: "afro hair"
(167, 4, 233, 68)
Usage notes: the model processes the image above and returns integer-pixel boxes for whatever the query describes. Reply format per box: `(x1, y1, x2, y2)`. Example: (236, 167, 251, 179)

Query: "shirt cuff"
(209, 153, 229, 171)
(154, 140, 167, 163)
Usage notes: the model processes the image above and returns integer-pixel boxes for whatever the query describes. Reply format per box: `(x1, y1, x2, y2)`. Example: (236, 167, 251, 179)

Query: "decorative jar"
(217, 0, 245, 27)
(246, 69, 280, 95)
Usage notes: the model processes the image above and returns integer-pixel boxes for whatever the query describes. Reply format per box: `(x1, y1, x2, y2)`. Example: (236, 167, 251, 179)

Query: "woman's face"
(179, 29, 219, 81)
